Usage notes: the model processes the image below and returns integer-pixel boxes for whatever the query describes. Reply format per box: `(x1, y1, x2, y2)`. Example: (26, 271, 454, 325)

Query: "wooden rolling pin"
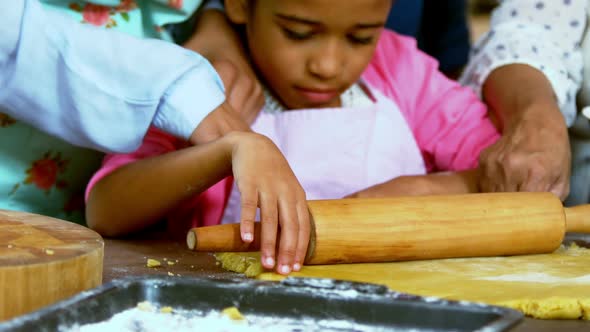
(186, 192, 590, 265)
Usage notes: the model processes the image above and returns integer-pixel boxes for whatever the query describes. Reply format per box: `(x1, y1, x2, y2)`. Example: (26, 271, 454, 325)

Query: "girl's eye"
(348, 35, 374, 45)
(282, 28, 313, 41)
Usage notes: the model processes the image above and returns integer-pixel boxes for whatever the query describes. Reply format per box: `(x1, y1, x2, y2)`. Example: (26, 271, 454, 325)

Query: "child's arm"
(86, 131, 309, 275)
(346, 170, 478, 199)
(86, 134, 234, 236)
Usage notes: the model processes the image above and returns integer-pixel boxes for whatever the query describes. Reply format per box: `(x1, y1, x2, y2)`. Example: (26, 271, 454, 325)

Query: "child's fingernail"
(279, 265, 291, 274)
(293, 263, 301, 271)
(243, 233, 253, 242)
(264, 256, 275, 267)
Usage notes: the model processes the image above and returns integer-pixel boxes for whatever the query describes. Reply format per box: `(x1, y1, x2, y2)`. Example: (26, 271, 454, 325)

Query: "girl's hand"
(226, 132, 310, 275)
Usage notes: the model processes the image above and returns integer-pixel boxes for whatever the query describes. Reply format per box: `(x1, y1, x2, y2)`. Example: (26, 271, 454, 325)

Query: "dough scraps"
(146, 258, 161, 268)
(214, 245, 590, 320)
(214, 253, 264, 278)
(222, 307, 246, 320)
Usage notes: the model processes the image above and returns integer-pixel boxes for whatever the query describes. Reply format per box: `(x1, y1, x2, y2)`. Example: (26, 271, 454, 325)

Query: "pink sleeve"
(363, 30, 500, 172)
(85, 127, 182, 201)
(85, 126, 232, 231)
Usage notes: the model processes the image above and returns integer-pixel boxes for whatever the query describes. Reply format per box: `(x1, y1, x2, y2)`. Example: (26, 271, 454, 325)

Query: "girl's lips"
(295, 87, 339, 104)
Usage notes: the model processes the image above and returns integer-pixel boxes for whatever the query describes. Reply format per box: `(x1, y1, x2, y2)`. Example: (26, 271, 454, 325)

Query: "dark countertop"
(103, 235, 590, 332)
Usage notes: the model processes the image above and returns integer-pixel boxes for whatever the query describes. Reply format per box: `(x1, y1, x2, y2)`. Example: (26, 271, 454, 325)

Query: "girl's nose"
(307, 40, 344, 80)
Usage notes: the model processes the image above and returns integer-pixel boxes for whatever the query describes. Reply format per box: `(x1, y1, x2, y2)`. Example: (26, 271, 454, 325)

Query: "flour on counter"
(477, 272, 590, 284)
(62, 302, 389, 332)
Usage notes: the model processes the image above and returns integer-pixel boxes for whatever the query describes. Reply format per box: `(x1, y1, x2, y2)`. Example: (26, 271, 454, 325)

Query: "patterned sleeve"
(460, 0, 587, 126)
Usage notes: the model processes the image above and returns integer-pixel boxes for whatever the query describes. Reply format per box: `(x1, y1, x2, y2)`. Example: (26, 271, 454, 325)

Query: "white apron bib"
(221, 87, 426, 224)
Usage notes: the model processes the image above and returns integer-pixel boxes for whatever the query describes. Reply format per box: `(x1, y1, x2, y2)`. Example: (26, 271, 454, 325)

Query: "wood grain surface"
(0, 209, 103, 320)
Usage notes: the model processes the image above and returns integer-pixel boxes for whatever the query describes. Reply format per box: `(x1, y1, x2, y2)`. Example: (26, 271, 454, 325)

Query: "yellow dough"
(146, 258, 161, 268)
(215, 245, 590, 320)
(222, 306, 246, 320)
(215, 252, 264, 277)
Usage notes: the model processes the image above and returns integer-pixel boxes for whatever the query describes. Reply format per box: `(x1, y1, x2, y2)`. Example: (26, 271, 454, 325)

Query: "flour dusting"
(61, 302, 391, 332)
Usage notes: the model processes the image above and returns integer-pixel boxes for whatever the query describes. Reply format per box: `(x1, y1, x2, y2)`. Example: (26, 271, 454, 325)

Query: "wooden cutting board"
(0, 209, 104, 321)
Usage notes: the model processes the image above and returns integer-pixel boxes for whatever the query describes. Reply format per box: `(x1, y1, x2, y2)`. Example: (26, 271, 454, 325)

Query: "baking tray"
(0, 276, 521, 332)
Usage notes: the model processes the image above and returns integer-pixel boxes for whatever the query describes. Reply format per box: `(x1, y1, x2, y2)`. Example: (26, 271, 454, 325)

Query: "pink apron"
(220, 86, 426, 225)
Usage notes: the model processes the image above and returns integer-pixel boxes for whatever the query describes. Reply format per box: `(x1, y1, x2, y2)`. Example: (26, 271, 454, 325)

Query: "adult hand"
(212, 58, 264, 125)
(184, 9, 264, 127)
(478, 101, 571, 200)
(189, 102, 251, 145)
(227, 132, 310, 275)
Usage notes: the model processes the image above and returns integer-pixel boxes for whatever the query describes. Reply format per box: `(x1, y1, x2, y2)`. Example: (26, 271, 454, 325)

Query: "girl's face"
(226, 0, 392, 109)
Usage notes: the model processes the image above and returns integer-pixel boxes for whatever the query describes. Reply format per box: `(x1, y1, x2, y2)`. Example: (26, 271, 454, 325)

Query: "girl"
(85, 0, 500, 274)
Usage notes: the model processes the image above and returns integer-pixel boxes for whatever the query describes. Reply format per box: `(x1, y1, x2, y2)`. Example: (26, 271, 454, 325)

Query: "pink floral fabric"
(41, 0, 204, 39)
(68, 1, 137, 28)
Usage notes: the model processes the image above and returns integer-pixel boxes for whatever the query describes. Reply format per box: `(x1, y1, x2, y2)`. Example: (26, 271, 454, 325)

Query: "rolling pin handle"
(187, 223, 262, 252)
(564, 204, 590, 233)
(186, 230, 197, 250)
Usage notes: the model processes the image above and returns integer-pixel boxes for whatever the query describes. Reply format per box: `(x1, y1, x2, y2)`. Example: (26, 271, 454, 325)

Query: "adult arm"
(0, 0, 225, 153)
(460, 0, 587, 199)
(183, 1, 264, 125)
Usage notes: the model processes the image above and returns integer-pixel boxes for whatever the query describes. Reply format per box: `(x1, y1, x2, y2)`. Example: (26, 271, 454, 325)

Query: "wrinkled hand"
(212, 59, 264, 125)
(228, 132, 310, 275)
(189, 102, 251, 145)
(478, 103, 571, 200)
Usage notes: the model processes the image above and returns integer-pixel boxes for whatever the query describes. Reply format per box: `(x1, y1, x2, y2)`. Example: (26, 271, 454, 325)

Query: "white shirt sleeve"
(460, 0, 587, 126)
(0, 0, 225, 153)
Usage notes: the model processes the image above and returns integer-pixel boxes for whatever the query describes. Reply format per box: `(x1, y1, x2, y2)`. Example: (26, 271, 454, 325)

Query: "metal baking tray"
(0, 276, 521, 332)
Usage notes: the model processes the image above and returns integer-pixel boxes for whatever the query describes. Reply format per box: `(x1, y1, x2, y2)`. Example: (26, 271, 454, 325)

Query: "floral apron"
(0, 115, 103, 223)
(41, 0, 204, 42)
